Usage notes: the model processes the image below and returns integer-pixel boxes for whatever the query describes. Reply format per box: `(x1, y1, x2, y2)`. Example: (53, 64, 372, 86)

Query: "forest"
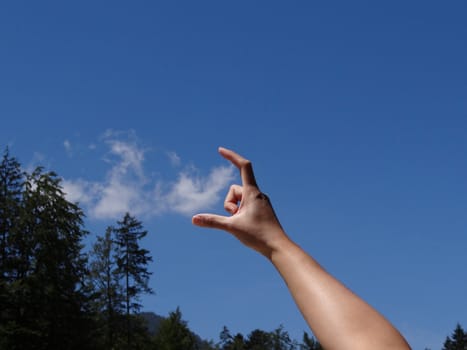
(0, 147, 465, 350)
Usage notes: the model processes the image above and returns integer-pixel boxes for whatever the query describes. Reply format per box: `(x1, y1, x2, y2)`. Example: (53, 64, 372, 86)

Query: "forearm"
(193, 147, 410, 349)
(270, 233, 411, 350)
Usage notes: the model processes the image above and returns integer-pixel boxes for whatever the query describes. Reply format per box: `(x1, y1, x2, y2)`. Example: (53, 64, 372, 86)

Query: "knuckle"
(255, 192, 270, 202)
(203, 216, 214, 226)
(242, 159, 252, 168)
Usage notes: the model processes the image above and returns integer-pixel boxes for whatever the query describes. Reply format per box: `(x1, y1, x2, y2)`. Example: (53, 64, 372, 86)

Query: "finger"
(224, 184, 243, 214)
(192, 214, 230, 230)
(218, 147, 258, 187)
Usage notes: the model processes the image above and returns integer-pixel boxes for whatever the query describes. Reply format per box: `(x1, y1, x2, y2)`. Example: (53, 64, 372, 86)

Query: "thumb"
(192, 214, 229, 231)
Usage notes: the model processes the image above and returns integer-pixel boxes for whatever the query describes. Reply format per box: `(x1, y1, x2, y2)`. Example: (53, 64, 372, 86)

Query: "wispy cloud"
(62, 131, 235, 219)
(167, 151, 181, 167)
(61, 179, 101, 206)
(26, 152, 47, 173)
(163, 165, 235, 216)
(64, 139, 72, 156)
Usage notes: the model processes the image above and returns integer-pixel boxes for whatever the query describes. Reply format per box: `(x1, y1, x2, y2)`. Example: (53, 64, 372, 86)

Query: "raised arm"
(192, 147, 411, 350)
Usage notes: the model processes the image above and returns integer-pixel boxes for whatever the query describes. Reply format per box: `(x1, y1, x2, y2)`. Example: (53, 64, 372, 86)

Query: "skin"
(192, 147, 411, 350)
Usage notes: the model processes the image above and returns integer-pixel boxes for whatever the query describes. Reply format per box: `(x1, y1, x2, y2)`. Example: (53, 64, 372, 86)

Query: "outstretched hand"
(192, 148, 412, 350)
(192, 147, 289, 258)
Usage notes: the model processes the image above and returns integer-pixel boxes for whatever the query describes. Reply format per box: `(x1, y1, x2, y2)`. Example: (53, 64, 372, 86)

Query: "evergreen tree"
(24, 168, 93, 349)
(270, 326, 296, 350)
(219, 326, 246, 350)
(113, 213, 153, 348)
(245, 329, 273, 350)
(219, 326, 233, 349)
(0, 148, 25, 349)
(89, 227, 125, 349)
(152, 307, 198, 350)
(199, 339, 219, 350)
(1, 165, 94, 349)
(300, 331, 322, 350)
(220, 326, 298, 350)
(0, 147, 24, 281)
(443, 324, 467, 350)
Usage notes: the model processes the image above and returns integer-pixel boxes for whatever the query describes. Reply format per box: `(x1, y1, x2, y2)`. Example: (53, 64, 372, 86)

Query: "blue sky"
(1, 1, 466, 349)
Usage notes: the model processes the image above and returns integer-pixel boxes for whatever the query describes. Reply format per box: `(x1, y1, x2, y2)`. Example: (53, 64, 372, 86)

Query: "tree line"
(0, 147, 155, 349)
(0, 147, 465, 350)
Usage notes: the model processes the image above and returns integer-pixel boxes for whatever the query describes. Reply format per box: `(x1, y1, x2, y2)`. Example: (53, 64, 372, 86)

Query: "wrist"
(265, 230, 295, 261)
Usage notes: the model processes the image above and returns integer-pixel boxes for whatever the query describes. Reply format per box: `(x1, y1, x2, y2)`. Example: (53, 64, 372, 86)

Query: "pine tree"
(245, 329, 273, 350)
(270, 326, 296, 350)
(89, 226, 125, 349)
(300, 331, 322, 350)
(0, 147, 24, 281)
(443, 324, 467, 350)
(0, 166, 95, 349)
(113, 213, 153, 349)
(152, 308, 198, 350)
(0, 148, 25, 349)
(22, 168, 93, 349)
(219, 326, 246, 350)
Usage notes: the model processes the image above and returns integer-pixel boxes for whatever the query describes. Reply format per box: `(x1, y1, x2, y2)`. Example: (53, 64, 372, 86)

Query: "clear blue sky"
(1, 2, 466, 349)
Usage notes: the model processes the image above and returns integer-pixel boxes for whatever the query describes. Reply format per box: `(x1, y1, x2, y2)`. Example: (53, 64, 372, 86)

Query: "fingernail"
(192, 215, 203, 225)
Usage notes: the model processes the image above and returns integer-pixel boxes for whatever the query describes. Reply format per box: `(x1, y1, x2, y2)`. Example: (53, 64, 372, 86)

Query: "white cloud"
(62, 179, 101, 206)
(105, 138, 145, 180)
(62, 132, 235, 220)
(163, 165, 235, 216)
(64, 140, 72, 156)
(167, 151, 181, 167)
(93, 178, 143, 218)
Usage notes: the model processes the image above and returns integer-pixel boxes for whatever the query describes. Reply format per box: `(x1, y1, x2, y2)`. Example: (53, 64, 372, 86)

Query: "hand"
(192, 147, 289, 258)
(192, 148, 411, 350)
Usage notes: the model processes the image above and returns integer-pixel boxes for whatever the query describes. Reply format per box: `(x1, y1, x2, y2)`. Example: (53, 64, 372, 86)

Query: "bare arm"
(192, 147, 410, 350)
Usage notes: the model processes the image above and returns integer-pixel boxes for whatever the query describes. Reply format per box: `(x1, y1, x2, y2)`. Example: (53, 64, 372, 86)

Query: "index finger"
(218, 147, 258, 187)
